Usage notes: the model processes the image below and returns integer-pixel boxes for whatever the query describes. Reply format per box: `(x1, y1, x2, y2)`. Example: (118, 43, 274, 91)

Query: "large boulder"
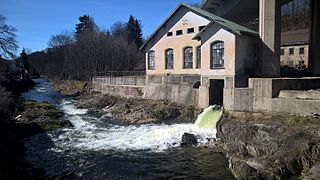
(181, 133, 197, 146)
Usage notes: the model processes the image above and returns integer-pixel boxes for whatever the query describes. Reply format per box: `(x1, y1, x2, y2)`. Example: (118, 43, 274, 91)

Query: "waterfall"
(194, 106, 223, 129)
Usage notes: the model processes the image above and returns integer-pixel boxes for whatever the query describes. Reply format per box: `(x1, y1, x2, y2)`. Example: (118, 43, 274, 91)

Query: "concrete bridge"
(202, 0, 320, 76)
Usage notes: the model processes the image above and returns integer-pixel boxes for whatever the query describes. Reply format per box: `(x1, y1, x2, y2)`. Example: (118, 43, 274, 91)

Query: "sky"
(1, 0, 200, 54)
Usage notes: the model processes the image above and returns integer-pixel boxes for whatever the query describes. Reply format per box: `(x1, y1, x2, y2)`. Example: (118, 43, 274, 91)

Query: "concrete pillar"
(309, 0, 320, 76)
(259, 0, 281, 77)
(198, 86, 209, 108)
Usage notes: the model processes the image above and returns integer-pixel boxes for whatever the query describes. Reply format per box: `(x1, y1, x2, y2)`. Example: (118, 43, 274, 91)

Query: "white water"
(51, 100, 217, 152)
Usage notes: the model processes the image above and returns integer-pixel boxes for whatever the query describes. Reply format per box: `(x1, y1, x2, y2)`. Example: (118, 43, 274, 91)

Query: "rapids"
(22, 79, 234, 179)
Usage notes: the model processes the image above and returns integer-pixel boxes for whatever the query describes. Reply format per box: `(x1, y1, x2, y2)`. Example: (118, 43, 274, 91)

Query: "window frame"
(280, 48, 284, 55)
(196, 46, 201, 69)
(147, 50, 156, 70)
(183, 46, 193, 69)
(165, 48, 174, 69)
(299, 47, 304, 55)
(167, 32, 173, 37)
(289, 48, 294, 55)
(210, 41, 225, 69)
(176, 30, 183, 36)
(187, 28, 195, 34)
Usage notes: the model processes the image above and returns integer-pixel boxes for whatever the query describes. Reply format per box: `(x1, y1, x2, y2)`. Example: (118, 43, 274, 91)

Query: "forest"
(25, 15, 145, 80)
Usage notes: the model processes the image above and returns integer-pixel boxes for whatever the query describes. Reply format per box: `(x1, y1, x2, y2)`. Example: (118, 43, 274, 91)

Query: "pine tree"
(133, 19, 143, 48)
(126, 15, 143, 49)
(75, 15, 97, 40)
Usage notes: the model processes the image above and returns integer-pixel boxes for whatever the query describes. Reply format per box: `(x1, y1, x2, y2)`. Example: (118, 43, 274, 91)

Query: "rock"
(217, 112, 320, 179)
(181, 133, 197, 146)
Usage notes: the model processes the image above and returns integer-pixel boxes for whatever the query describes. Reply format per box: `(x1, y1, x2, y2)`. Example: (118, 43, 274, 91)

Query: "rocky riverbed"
(217, 112, 320, 179)
(41, 78, 320, 179)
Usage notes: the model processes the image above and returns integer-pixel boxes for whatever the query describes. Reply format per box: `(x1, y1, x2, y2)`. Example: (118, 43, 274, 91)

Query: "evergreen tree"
(133, 19, 143, 48)
(126, 15, 143, 49)
(75, 15, 97, 40)
(20, 48, 30, 72)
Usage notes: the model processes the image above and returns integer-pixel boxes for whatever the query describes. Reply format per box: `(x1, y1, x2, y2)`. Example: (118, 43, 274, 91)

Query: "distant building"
(280, 29, 309, 68)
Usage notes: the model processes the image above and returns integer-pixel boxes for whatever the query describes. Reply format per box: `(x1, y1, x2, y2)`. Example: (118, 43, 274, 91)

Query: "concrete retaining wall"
(145, 74, 200, 106)
(92, 76, 145, 98)
(249, 78, 320, 114)
(225, 77, 320, 114)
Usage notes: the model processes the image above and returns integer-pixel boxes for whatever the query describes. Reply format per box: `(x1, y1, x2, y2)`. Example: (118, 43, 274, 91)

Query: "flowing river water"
(22, 79, 234, 179)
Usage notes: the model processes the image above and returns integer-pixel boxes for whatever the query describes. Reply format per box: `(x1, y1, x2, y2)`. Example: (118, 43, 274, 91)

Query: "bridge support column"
(259, 0, 281, 77)
(309, 0, 320, 76)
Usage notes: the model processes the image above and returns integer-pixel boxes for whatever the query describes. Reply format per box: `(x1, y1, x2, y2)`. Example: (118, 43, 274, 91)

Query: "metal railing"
(95, 71, 146, 77)
(93, 71, 146, 86)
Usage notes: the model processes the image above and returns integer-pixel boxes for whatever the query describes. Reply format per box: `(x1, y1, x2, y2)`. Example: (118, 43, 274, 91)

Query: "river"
(22, 79, 234, 179)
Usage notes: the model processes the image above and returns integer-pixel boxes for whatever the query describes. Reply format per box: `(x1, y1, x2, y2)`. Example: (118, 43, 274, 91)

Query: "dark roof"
(139, 3, 258, 50)
(281, 29, 309, 46)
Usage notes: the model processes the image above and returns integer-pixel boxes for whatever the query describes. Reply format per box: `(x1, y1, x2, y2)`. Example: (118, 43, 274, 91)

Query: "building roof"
(281, 29, 309, 46)
(139, 3, 258, 51)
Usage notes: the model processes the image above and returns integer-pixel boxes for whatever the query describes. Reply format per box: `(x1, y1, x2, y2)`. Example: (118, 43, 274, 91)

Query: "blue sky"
(1, 0, 200, 54)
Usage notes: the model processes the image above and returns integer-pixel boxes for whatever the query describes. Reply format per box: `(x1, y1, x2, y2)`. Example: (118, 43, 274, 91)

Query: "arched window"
(165, 48, 174, 69)
(148, 51, 155, 70)
(196, 46, 201, 69)
(211, 41, 224, 69)
(183, 47, 193, 69)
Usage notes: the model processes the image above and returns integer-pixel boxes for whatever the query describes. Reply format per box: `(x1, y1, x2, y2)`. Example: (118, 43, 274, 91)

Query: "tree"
(20, 48, 30, 72)
(126, 15, 143, 48)
(48, 31, 74, 48)
(110, 21, 127, 37)
(75, 15, 98, 40)
(0, 15, 18, 59)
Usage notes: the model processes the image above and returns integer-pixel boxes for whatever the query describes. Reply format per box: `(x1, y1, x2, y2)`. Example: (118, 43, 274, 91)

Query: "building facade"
(140, 3, 261, 108)
(280, 29, 309, 68)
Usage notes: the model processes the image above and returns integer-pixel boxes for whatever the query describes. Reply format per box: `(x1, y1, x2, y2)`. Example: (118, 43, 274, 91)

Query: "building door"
(209, 79, 224, 106)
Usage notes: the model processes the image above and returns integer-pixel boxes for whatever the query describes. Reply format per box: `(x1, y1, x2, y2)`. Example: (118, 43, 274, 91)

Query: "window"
(165, 49, 174, 69)
(280, 48, 284, 55)
(299, 47, 304, 55)
(167, 32, 173, 37)
(211, 41, 224, 68)
(187, 28, 195, 34)
(196, 46, 201, 69)
(176, 30, 183, 36)
(199, 26, 206, 31)
(148, 51, 155, 70)
(289, 48, 294, 55)
(183, 47, 193, 69)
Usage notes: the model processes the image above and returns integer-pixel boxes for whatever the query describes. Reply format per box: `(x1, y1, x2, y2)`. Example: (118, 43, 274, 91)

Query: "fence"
(93, 71, 146, 86)
(95, 71, 146, 77)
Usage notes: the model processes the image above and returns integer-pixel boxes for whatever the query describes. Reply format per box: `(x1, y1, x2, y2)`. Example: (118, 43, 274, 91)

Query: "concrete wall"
(248, 78, 320, 114)
(145, 74, 200, 105)
(92, 76, 146, 98)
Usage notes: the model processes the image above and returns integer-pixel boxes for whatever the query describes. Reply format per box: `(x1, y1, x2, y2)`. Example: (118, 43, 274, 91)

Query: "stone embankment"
(217, 112, 320, 179)
(75, 92, 202, 125)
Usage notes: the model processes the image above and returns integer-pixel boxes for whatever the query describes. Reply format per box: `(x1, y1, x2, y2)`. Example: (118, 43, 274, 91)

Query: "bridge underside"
(202, 0, 320, 76)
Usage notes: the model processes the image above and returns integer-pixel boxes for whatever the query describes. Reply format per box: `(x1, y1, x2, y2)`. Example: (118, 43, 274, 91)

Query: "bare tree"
(0, 15, 18, 59)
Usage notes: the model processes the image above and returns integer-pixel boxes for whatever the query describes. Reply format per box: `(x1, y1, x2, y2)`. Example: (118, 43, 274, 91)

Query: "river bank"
(217, 112, 320, 179)
(0, 77, 74, 179)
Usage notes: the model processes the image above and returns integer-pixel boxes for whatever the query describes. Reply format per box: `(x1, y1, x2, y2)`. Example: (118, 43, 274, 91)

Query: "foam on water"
(51, 100, 217, 152)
